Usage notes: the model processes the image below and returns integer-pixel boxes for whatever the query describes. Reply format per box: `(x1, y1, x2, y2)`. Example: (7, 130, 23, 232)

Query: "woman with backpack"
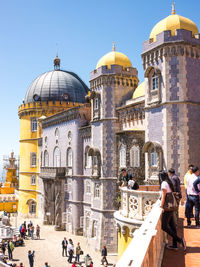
(159, 171, 186, 251)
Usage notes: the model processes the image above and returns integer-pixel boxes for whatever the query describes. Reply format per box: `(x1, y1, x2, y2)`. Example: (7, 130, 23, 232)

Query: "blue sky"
(0, 0, 199, 169)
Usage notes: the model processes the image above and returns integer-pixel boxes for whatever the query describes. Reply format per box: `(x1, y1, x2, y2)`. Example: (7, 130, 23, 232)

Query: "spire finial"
(112, 41, 116, 51)
(54, 43, 60, 70)
(172, 2, 176, 15)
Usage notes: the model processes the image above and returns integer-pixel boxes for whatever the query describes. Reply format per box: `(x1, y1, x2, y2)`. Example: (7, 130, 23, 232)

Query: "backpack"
(132, 181, 139, 190)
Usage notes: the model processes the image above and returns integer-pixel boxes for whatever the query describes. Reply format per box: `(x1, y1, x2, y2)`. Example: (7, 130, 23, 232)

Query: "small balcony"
(119, 187, 160, 221)
(40, 167, 66, 179)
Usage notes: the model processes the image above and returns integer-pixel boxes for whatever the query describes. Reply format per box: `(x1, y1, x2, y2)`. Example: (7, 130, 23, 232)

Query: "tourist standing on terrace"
(168, 168, 182, 226)
(159, 171, 186, 251)
(184, 164, 194, 219)
(186, 166, 200, 227)
(119, 169, 132, 187)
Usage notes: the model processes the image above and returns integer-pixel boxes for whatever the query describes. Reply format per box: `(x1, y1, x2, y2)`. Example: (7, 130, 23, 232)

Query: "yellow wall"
(0, 202, 18, 213)
(118, 227, 132, 259)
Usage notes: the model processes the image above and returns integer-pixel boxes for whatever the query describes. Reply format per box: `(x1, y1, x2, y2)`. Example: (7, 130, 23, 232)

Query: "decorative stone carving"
(129, 195, 138, 218)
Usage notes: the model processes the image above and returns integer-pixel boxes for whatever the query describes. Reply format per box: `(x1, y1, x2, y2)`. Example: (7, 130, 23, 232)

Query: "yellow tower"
(18, 56, 89, 217)
(0, 152, 18, 213)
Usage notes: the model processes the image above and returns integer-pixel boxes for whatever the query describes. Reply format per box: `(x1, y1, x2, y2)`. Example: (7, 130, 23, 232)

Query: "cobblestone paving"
(8, 216, 117, 267)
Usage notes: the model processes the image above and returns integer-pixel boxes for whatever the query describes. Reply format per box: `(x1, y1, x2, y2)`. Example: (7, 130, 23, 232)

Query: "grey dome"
(24, 70, 89, 103)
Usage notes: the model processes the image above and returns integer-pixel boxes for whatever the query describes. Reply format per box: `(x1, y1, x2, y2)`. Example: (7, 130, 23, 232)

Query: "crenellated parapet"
(142, 29, 200, 70)
(18, 101, 80, 118)
(90, 65, 138, 90)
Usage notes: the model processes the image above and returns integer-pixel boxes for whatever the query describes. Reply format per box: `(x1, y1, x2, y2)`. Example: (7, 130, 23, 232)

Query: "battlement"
(18, 100, 81, 117)
(90, 64, 138, 81)
(143, 29, 200, 54)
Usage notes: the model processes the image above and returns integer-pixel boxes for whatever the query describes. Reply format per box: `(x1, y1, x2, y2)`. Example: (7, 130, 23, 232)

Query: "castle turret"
(142, 5, 200, 181)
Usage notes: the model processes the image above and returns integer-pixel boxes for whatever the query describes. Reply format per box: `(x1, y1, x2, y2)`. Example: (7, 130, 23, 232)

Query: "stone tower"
(142, 7, 200, 181)
(88, 45, 138, 251)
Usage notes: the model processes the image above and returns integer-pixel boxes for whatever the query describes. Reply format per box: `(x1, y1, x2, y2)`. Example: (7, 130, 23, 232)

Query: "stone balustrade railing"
(120, 187, 160, 221)
(116, 200, 166, 267)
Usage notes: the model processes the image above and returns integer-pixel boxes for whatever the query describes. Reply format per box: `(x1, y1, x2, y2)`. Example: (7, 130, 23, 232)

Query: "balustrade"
(120, 187, 160, 221)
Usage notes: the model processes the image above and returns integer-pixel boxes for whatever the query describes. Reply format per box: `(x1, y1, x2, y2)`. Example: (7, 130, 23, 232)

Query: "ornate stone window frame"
(86, 180, 91, 194)
(85, 146, 92, 168)
(44, 150, 49, 167)
(53, 146, 61, 167)
(130, 145, 140, 168)
(66, 147, 73, 175)
(145, 67, 161, 105)
(90, 91, 101, 120)
(88, 147, 101, 177)
(143, 141, 163, 181)
(94, 183, 100, 198)
(119, 144, 126, 168)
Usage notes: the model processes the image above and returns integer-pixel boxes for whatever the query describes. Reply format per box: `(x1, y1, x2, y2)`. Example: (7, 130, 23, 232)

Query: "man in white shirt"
(186, 166, 200, 227)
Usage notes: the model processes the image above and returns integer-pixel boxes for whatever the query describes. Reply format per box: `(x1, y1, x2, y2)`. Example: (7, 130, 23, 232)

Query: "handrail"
(116, 200, 166, 267)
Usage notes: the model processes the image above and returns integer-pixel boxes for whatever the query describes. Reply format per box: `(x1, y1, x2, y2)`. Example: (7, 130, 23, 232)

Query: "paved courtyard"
(8, 216, 117, 267)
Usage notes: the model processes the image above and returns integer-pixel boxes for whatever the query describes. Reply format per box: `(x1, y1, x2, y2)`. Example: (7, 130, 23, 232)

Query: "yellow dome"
(132, 81, 145, 100)
(150, 14, 199, 42)
(96, 50, 132, 69)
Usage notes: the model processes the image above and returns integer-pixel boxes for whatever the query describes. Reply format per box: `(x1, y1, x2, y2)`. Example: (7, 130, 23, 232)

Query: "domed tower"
(142, 4, 200, 181)
(88, 44, 138, 251)
(18, 56, 89, 217)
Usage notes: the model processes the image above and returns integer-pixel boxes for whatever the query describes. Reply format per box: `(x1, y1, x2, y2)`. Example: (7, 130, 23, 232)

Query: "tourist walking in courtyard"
(84, 254, 92, 267)
(186, 166, 200, 227)
(62, 237, 68, 257)
(36, 225, 40, 239)
(1, 239, 6, 256)
(30, 225, 34, 240)
(159, 171, 186, 251)
(67, 239, 74, 263)
(101, 245, 108, 265)
(28, 250, 35, 267)
(7, 240, 14, 260)
(75, 242, 81, 262)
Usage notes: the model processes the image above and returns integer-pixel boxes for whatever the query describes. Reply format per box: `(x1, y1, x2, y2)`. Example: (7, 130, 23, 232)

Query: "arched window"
(85, 146, 92, 168)
(44, 150, 49, 167)
(55, 128, 59, 138)
(55, 128, 59, 144)
(119, 145, 126, 168)
(130, 146, 140, 168)
(94, 183, 100, 198)
(30, 153, 37, 167)
(27, 200, 36, 214)
(67, 148, 73, 167)
(86, 181, 91, 194)
(152, 73, 159, 90)
(54, 147, 61, 167)
(93, 155, 98, 167)
(151, 149, 158, 167)
(31, 175, 36, 185)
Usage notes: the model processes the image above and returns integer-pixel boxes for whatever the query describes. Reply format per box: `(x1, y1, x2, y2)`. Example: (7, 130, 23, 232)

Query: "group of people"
(159, 165, 200, 251)
(62, 237, 110, 266)
(19, 221, 40, 240)
(119, 168, 139, 190)
(62, 237, 86, 265)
